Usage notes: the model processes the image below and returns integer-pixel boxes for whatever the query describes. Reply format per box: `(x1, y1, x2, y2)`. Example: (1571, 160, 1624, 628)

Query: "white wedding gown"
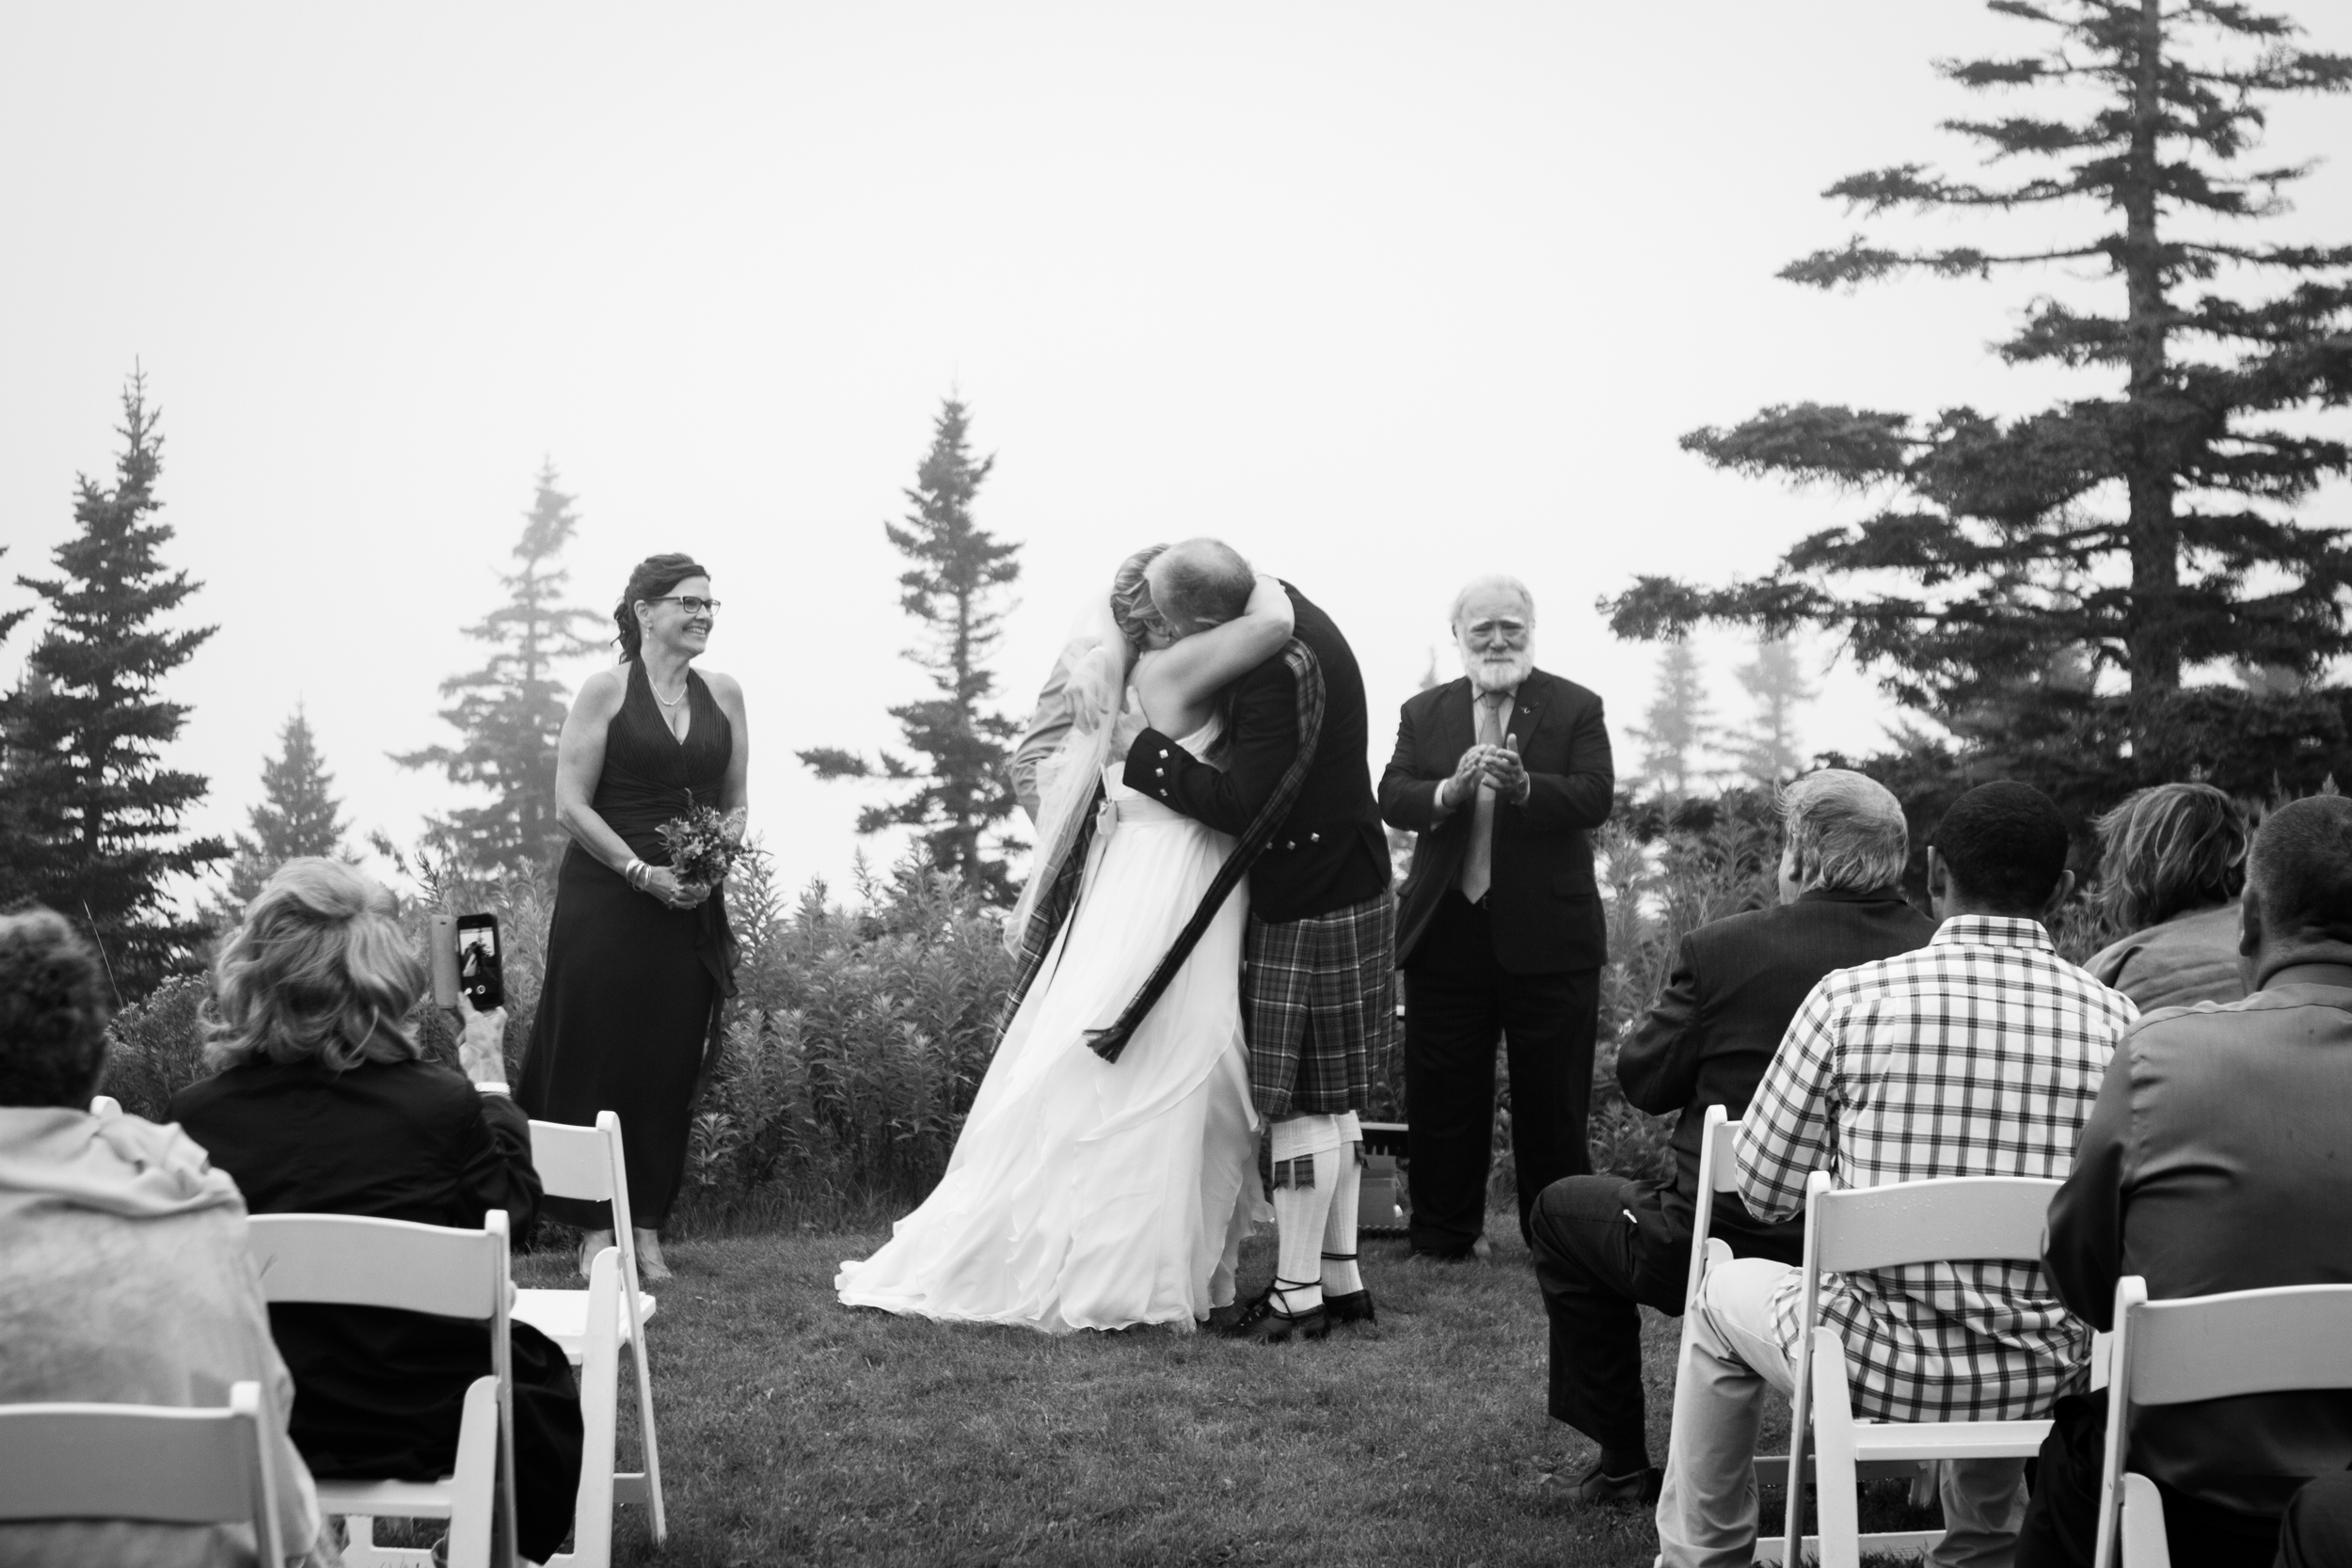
(835, 716, 1266, 1333)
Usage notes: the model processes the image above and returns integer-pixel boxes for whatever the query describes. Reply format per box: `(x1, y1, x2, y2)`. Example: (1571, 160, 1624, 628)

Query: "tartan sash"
(999, 779, 1106, 1032)
(1087, 639, 1327, 1064)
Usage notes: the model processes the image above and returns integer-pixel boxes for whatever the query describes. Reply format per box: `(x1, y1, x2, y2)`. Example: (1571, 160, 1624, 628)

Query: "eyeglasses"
(647, 595, 721, 615)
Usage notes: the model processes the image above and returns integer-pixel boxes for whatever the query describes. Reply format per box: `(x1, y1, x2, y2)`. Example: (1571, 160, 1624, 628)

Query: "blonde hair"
(204, 858, 427, 1073)
(1108, 544, 1168, 651)
(2094, 782, 2247, 932)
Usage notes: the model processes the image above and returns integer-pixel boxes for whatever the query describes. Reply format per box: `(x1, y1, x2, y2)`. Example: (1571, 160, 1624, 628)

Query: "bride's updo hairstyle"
(613, 553, 712, 663)
(1109, 544, 1169, 651)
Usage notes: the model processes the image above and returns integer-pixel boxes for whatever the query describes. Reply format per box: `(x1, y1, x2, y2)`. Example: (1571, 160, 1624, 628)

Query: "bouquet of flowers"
(657, 804, 747, 892)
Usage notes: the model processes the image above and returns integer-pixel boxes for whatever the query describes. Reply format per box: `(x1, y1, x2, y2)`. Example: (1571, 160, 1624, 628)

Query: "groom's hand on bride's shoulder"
(1110, 706, 1151, 756)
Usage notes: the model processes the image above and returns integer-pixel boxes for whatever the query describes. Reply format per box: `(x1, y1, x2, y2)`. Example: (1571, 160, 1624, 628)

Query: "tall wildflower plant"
(1581, 808, 1781, 1194)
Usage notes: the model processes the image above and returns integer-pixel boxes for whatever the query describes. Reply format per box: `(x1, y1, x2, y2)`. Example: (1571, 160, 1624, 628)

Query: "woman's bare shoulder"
(697, 667, 745, 704)
(576, 665, 630, 712)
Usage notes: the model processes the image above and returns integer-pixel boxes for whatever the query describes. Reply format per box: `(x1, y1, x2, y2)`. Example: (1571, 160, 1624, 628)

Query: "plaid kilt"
(1243, 893, 1397, 1118)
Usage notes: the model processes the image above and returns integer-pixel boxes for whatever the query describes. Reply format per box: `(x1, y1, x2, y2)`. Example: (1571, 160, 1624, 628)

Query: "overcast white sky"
(5, 3, 2348, 905)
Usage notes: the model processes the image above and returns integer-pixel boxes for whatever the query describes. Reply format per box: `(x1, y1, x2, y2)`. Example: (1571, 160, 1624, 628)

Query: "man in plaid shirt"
(1655, 782, 2138, 1568)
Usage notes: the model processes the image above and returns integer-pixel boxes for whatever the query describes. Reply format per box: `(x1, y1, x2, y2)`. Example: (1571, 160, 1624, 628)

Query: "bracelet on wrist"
(623, 858, 648, 891)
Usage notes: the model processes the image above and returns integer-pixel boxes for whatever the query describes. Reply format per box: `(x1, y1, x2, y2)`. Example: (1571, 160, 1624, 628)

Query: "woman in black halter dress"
(518, 554, 748, 1277)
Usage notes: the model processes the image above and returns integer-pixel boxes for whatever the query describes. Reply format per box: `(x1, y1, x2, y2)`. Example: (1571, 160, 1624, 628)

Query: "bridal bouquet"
(657, 804, 747, 891)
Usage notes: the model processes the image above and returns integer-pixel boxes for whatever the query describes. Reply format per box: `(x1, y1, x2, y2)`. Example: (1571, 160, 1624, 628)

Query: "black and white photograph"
(5, 3, 2352, 1564)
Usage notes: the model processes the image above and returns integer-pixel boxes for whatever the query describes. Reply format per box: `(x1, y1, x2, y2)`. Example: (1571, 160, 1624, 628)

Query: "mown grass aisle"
(526, 1230, 1684, 1567)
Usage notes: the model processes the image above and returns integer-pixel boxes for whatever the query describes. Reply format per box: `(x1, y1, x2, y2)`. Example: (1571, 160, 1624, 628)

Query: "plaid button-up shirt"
(1733, 914, 2138, 1423)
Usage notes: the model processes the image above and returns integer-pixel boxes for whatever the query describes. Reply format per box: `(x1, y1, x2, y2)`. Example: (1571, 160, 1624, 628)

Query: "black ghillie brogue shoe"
(1222, 1278, 1330, 1343)
(1319, 1251, 1374, 1325)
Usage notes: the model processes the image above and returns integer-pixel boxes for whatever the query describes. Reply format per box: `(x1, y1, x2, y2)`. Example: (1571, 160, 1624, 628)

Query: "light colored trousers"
(1655, 1257, 2026, 1568)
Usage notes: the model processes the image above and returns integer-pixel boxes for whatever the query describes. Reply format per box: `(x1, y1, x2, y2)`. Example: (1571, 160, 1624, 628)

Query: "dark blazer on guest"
(172, 1056, 583, 1560)
(1379, 667, 1613, 974)
(1121, 584, 1390, 926)
(1617, 888, 1938, 1254)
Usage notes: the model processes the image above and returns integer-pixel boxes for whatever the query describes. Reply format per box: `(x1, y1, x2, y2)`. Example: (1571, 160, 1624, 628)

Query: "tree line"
(0, 382, 1032, 1004)
(1610, 0, 2352, 832)
(8, 1, 2345, 998)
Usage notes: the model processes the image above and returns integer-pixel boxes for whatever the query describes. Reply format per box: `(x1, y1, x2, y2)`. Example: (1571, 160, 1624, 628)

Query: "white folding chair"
(513, 1113, 666, 1553)
(1783, 1171, 2064, 1568)
(0, 1379, 286, 1561)
(249, 1211, 517, 1568)
(1678, 1107, 1913, 1504)
(2093, 1276, 2352, 1568)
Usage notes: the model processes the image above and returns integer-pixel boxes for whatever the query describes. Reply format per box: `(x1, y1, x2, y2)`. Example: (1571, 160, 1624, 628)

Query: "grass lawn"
(516, 1226, 1751, 1567)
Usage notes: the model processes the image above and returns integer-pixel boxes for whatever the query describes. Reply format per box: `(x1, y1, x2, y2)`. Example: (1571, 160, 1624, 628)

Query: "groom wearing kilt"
(1113, 538, 1397, 1343)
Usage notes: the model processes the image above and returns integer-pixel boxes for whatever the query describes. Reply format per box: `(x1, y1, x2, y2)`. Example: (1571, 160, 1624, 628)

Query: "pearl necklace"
(649, 671, 689, 707)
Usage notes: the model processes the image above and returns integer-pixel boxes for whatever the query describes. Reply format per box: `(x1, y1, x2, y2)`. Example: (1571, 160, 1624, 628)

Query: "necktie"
(1459, 692, 1505, 903)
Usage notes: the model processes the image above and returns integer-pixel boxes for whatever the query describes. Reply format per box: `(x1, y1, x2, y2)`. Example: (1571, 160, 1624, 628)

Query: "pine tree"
(800, 397, 1025, 902)
(1629, 641, 1718, 801)
(214, 705, 351, 914)
(394, 463, 603, 870)
(0, 372, 225, 995)
(1607, 2, 2352, 795)
(1731, 635, 1820, 787)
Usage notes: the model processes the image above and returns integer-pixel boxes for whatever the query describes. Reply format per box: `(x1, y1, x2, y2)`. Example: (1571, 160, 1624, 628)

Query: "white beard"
(1459, 645, 1533, 694)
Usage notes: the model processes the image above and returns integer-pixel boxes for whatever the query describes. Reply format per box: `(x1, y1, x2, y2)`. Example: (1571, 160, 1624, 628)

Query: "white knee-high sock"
(1322, 1110, 1363, 1296)
(1269, 1115, 1343, 1315)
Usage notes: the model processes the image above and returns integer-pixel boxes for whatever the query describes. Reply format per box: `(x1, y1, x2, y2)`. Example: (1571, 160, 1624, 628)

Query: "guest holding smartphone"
(516, 553, 749, 1280)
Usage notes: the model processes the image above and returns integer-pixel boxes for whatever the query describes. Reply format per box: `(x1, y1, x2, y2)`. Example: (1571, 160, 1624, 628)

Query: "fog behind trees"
(4, 2, 2348, 903)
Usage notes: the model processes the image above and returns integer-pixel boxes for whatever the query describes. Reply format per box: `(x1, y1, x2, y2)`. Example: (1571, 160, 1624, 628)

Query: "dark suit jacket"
(171, 1056, 545, 1480)
(1379, 668, 1613, 974)
(1617, 888, 1937, 1254)
(1121, 584, 1389, 925)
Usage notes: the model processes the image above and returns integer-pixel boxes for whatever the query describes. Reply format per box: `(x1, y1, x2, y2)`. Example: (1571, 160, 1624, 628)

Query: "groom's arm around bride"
(1120, 560, 1387, 928)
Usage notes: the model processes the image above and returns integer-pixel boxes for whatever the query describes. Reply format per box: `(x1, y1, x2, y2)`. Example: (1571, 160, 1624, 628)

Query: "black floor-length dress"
(519, 658, 737, 1229)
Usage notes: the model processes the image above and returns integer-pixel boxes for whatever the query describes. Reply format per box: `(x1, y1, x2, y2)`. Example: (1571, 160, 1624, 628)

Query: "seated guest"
(1531, 769, 1935, 1505)
(1655, 782, 2138, 1568)
(0, 908, 325, 1568)
(171, 860, 583, 1565)
(2017, 795, 2352, 1568)
(2279, 1475, 2352, 1568)
(2085, 781, 2248, 1011)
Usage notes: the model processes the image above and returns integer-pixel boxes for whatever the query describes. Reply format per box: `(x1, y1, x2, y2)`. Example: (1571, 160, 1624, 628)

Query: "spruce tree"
(800, 397, 1025, 902)
(394, 463, 603, 870)
(0, 372, 225, 994)
(214, 705, 350, 913)
(1629, 641, 1718, 802)
(1607, 1, 2352, 800)
(1731, 635, 1819, 787)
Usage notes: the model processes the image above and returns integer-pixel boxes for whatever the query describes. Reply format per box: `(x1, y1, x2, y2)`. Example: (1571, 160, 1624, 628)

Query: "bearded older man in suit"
(1379, 576, 1613, 1259)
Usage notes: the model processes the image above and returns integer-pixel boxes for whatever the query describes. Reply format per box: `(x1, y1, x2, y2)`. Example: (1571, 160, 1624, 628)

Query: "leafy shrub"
(678, 853, 1014, 1226)
(97, 974, 212, 1120)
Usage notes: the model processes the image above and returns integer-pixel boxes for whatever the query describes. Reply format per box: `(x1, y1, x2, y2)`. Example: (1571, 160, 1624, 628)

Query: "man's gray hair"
(1780, 769, 1909, 895)
(1449, 575, 1535, 628)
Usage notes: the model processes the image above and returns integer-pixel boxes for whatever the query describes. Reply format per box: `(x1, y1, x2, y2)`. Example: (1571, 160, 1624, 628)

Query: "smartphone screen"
(454, 913, 504, 1011)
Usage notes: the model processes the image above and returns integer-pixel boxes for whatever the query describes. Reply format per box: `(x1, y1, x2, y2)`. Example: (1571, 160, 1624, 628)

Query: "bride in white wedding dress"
(835, 552, 1295, 1333)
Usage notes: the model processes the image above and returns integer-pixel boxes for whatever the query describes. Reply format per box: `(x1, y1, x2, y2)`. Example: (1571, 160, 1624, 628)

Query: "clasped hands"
(1440, 743, 1530, 809)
